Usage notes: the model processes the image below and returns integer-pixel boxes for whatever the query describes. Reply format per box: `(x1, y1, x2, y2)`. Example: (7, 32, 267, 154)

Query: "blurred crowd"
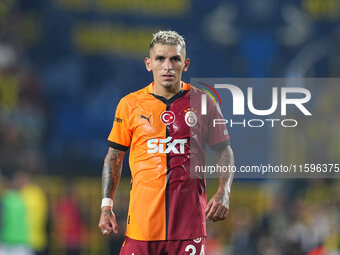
(2, 173, 340, 255)
(0, 170, 47, 255)
(0, 45, 47, 175)
(0, 0, 48, 177)
(227, 179, 340, 255)
(0, 14, 48, 254)
(203, 179, 340, 255)
(0, 31, 91, 255)
(0, 170, 97, 255)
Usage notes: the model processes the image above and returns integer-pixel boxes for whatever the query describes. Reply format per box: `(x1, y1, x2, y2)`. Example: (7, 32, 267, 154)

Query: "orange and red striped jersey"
(108, 82, 230, 241)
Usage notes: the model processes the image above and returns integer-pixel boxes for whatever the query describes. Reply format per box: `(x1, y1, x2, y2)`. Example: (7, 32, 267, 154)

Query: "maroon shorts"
(119, 236, 206, 255)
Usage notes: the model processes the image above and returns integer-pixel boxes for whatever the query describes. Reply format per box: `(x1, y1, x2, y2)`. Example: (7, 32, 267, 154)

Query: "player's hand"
(205, 190, 229, 222)
(98, 206, 119, 235)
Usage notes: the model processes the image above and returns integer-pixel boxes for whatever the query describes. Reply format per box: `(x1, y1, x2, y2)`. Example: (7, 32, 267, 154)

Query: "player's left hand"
(205, 191, 229, 222)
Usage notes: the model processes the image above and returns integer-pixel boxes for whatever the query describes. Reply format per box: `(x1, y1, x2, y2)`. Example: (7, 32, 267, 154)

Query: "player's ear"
(145, 57, 152, 72)
(183, 58, 190, 72)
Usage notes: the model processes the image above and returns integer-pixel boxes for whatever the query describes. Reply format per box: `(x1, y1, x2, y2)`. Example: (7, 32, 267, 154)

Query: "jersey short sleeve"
(107, 97, 132, 151)
(207, 97, 231, 151)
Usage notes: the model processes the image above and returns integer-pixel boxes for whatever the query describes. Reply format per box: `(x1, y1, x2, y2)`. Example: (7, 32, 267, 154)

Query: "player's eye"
(156, 56, 165, 61)
(171, 56, 181, 62)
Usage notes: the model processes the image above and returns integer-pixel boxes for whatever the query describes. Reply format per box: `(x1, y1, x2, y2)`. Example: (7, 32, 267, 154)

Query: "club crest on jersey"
(160, 111, 175, 125)
(184, 108, 198, 127)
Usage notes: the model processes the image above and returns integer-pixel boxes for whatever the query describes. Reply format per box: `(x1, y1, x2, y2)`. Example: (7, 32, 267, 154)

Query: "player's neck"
(153, 82, 182, 99)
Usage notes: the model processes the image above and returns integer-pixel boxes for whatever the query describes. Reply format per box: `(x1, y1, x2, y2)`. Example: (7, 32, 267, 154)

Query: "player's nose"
(163, 58, 173, 71)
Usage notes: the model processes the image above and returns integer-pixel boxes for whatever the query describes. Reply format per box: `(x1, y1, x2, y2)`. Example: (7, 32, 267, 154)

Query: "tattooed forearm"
(216, 145, 235, 195)
(102, 147, 125, 199)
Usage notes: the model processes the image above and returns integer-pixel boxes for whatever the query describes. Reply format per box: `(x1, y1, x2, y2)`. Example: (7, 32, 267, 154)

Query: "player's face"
(145, 44, 190, 90)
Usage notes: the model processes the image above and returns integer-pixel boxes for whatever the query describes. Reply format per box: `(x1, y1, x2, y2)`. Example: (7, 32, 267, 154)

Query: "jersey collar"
(147, 81, 190, 105)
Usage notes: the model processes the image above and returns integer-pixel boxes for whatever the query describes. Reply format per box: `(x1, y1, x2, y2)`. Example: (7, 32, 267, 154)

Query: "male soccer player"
(98, 30, 234, 254)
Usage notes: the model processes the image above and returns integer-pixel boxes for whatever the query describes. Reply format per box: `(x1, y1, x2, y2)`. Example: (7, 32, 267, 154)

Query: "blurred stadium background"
(0, 0, 339, 254)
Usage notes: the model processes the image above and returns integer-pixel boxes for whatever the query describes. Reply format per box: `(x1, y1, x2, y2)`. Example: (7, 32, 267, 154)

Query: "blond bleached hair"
(149, 30, 186, 50)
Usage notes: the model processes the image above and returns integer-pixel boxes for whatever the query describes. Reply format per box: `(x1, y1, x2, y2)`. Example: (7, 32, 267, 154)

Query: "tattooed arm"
(98, 147, 125, 235)
(206, 144, 235, 222)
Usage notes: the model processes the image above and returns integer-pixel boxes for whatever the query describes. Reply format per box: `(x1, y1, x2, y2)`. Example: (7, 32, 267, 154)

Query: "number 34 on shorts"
(184, 237, 205, 255)
(120, 236, 206, 255)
